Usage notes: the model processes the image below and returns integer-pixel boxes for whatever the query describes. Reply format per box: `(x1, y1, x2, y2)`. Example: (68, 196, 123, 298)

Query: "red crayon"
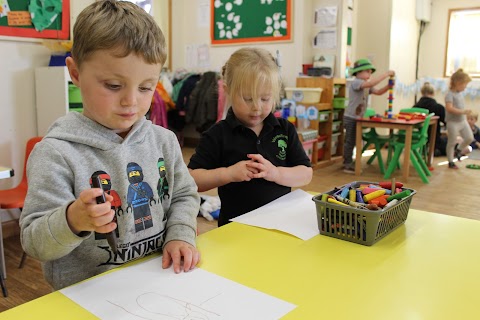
(379, 181, 403, 189)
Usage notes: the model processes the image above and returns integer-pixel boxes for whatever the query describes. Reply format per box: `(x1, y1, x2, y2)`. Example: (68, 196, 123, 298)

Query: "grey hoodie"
(20, 112, 199, 290)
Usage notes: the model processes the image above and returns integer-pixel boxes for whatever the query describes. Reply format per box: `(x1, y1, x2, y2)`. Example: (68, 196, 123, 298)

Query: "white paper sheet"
(230, 189, 319, 240)
(314, 6, 337, 27)
(0, 167, 13, 179)
(313, 29, 337, 49)
(61, 257, 296, 320)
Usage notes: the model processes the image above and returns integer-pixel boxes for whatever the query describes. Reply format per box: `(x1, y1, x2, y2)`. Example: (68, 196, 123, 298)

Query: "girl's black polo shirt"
(188, 108, 311, 226)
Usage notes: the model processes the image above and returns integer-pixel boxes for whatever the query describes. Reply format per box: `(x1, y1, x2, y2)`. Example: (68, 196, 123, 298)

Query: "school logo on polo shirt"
(272, 134, 288, 160)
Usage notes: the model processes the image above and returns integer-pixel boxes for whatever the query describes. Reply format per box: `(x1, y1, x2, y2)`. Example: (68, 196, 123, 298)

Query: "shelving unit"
(35, 66, 74, 136)
(296, 76, 346, 169)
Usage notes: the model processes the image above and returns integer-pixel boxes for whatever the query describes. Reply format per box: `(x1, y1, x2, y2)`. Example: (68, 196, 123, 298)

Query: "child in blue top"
(188, 47, 313, 226)
(343, 59, 395, 173)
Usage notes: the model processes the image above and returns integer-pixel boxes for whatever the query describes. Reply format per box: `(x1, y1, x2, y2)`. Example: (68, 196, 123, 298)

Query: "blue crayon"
(356, 190, 364, 203)
(340, 187, 350, 198)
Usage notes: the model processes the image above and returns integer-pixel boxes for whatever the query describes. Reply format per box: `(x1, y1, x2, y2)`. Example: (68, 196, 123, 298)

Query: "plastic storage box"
(318, 111, 329, 122)
(330, 132, 340, 155)
(302, 140, 315, 161)
(332, 110, 340, 121)
(68, 83, 83, 110)
(312, 181, 416, 246)
(285, 87, 323, 104)
(317, 135, 327, 160)
(333, 97, 347, 109)
(332, 121, 342, 132)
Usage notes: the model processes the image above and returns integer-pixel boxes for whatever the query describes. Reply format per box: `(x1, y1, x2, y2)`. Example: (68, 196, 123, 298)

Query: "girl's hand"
(66, 188, 116, 235)
(162, 240, 200, 273)
(465, 109, 472, 115)
(227, 160, 258, 182)
(246, 154, 280, 183)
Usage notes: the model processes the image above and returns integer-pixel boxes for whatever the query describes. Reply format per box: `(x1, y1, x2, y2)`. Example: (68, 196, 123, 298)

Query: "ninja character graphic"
(156, 158, 170, 202)
(90, 171, 122, 240)
(126, 162, 156, 232)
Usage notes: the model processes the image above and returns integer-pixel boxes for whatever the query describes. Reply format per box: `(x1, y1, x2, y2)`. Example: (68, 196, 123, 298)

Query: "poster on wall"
(0, 0, 70, 39)
(211, 0, 291, 45)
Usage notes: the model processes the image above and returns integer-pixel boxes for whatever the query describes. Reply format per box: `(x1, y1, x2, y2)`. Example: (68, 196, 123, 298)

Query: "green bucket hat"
(350, 59, 376, 76)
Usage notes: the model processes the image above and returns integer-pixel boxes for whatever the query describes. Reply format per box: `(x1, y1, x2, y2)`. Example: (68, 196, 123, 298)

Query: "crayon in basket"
(332, 195, 380, 211)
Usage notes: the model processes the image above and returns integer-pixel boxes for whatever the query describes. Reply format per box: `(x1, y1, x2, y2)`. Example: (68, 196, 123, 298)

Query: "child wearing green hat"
(343, 58, 395, 173)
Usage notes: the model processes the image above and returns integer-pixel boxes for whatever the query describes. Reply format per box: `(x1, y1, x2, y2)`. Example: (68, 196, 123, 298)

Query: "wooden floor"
(1, 146, 479, 312)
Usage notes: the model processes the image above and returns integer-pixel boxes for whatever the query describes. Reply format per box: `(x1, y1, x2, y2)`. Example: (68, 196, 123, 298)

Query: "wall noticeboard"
(0, 0, 69, 39)
(211, 0, 291, 45)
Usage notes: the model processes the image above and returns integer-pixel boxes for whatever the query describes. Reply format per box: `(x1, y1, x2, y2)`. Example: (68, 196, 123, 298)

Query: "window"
(125, 0, 153, 14)
(445, 8, 480, 77)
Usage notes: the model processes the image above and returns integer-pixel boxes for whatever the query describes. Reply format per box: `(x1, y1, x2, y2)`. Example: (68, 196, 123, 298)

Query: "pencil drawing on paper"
(107, 291, 222, 320)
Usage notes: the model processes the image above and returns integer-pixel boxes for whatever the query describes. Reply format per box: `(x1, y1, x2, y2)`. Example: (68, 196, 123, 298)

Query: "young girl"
(445, 68, 474, 169)
(188, 47, 313, 227)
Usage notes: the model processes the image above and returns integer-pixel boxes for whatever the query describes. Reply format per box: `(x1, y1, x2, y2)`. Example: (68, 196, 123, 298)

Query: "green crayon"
(387, 190, 411, 202)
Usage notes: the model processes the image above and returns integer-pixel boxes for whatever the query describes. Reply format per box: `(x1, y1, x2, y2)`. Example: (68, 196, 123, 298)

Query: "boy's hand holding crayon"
(66, 188, 117, 236)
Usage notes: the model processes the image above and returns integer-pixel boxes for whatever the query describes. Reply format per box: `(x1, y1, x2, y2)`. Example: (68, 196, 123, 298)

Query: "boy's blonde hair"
(72, 0, 166, 68)
(468, 111, 478, 121)
(222, 47, 281, 110)
(420, 82, 435, 96)
(449, 68, 472, 90)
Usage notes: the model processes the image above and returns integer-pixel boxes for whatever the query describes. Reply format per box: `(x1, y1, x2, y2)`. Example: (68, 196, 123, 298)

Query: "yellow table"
(2, 209, 479, 319)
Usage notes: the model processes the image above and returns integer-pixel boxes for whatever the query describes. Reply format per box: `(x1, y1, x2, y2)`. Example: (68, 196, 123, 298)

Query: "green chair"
(361, 108, 390, 174)
(386, 107, 430, 167)
(397, 107, 430, 163)
(400, 107, 429, 114)
(384, 113, 434, 183)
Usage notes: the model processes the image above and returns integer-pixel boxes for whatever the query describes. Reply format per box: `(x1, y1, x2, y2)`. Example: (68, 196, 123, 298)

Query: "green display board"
(0, 0, 69, 39)
(211, 0, 291, 45)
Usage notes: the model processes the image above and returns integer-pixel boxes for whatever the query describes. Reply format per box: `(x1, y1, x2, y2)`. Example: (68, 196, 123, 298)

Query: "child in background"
(445, 68, 474, 169)
(343, 59, 395, 173)
(467, 112, 480, 150)
(414, 82, 447, 156)
(20, 0, 200, 290)
(188, 47, 313, 227)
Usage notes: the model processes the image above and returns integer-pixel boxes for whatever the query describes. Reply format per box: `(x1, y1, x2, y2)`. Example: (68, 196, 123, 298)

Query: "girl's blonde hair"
(222, 47, 281, 111)
(449, 68, 472, 90)
(72, 0, 167, 69)
(420, 82, 435, 96)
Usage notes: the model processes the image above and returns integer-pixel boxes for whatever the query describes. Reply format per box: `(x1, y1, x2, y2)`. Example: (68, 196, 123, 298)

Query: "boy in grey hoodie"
(20, 0, 200, 290)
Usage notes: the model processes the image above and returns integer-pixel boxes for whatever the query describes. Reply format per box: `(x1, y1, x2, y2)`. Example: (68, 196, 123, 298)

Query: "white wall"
(170, 0, 309, 87)
(354, 0, 393, 113)
(0, 41, 50, 191)
(389, 0, 418, 111)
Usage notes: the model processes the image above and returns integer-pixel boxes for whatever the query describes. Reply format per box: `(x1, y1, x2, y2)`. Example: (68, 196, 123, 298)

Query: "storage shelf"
(295, 77, 346, 168)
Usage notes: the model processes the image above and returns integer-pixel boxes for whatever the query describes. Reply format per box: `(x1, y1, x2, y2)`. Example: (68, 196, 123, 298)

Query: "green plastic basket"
(333, 97, 347, 109)
(68, 83, 82, 103)
(312, 181, 416, 246)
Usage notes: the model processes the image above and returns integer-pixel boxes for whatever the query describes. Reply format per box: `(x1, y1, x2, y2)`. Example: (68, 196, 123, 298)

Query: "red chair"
(0, 136, 42, 269)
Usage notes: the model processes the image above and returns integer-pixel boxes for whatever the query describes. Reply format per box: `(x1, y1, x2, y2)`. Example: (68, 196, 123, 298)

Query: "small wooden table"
(355, 116, 438, 181)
